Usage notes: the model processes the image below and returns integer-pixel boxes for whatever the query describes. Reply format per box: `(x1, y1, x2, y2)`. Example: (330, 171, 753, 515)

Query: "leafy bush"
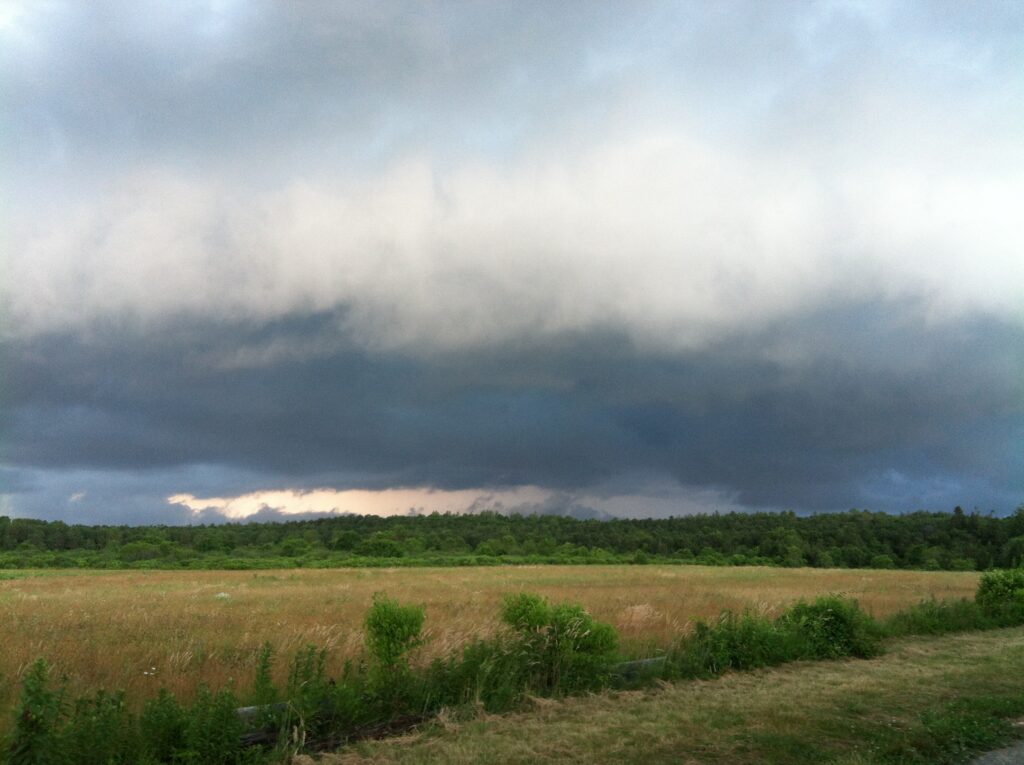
(500, 594, 619, 695)
(364, 594, 425, 672)
(501, 592, 551, 631)
(422, 593, 619, 713)
(667, 611, 799, 678)
(362, 594, 427, 718)
(666, 596, 882, 680)
(976, 568, 1024, 612)
(181, 685, 245, 764)
(423, 637, 522, 712)
(65, 690, 136, 765)
(779, 596, 883, 659)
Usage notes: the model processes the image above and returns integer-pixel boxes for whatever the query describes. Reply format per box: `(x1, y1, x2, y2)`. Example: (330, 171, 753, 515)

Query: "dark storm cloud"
(2, 302, 1021, 519)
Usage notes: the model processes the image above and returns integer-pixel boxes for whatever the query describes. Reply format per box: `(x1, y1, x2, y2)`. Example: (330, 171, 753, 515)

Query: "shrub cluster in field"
(5, 570, 1024, 764)
(664, 595, 885, 681)
(885, 568, 1024, 637)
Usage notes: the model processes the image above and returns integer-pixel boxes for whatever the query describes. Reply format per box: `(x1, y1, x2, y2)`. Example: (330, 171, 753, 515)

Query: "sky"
(1, 0, 1022, 524)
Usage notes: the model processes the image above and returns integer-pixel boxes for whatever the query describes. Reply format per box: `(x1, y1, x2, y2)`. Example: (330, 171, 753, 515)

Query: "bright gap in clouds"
(167, 486, 549, 520)
(165, 480, 751, 521)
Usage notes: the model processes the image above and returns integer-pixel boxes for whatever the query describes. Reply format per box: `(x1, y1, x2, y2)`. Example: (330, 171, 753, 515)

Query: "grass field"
(318, 626, 1024, 765)
(0, 564, 978, 725)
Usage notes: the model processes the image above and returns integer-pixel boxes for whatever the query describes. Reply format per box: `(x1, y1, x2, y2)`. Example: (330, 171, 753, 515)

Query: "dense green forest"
(2, 507, 1023, 571)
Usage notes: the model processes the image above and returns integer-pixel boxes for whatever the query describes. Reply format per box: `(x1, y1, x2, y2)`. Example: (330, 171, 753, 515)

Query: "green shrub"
(667, 611, 799, 678)
(423, 638, 524, 712)
(64, 690, 136, 765)
(976, 568, 1024, 611)
(364, 594, 425, 672)
(779, 596, 883, 659)
(499, 593, 618, 695)
(363, 595, 427, 718)
(666, 596, 882, 680)
(423, 593, 619, 713)
(6, 659, 66, 765)
(667, 610, 809, 679)
(279, 645, 335, 747)
(501, 592, 550, 631)
(181, 685, 245, 764)
(138, 689, 187, 762)
(245, 642, 283, 743)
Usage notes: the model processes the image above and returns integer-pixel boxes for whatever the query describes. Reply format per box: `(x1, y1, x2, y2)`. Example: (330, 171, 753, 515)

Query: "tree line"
(1, 506, 1023, 570)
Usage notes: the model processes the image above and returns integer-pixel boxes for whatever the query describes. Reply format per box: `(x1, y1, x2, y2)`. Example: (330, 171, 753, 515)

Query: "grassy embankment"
(0, 565, 977, 719)
(323, 627, 1024, 765)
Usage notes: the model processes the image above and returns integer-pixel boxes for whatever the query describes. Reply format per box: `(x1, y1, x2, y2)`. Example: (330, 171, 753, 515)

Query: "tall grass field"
(0, 564, 977, 725)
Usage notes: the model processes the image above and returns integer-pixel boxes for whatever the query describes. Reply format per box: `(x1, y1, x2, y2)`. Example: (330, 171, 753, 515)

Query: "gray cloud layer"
(1, 1, 1021, 521)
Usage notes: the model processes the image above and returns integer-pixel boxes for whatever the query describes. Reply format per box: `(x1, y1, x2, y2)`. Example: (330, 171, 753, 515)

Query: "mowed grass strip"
(318, 627, 1024, 765)
(0, 566, 977, 720)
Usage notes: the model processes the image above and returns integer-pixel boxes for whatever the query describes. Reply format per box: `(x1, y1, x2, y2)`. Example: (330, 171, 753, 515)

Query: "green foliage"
(667, 612, 800, 678)
(355, 536, 404, 558)
(878, 695, 1024, 764)
(423, 593, 620, 713)
(498, 593, 619, 695)
(181, 685, 245, 764)
(779, 596, 883, 660)
(879, 586, 1024, 637)
(2, 507, 1021, 571)
(976, 568, 1024, 611)
(424, 638, 523, 712)
(65, 690, 136, 765)
(362, 595, 426, 718)
(500, 592, 550, 631)
(249, 644, 277, 709)
(883, 598, 993, 636)
(138, 689, 187, 762)
(918, 702, 1015, 760)
(6, 660, 65, 765)
(364, 594, 425, 672)
(246, 643, 281, 738)
(282, 645, 332, 740)
(666, 596, 882, 680)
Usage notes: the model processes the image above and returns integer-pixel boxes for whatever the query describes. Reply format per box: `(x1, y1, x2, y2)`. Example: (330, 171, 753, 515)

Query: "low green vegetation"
(5, 569, 1024, 764)
(665, 596, 884, 682)
(3, 506, 1024, 571)
(333, 629, 1024, 765)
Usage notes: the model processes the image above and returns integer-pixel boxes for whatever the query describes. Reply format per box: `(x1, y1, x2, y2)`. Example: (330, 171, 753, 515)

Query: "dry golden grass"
(0, 565, 977, 718)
